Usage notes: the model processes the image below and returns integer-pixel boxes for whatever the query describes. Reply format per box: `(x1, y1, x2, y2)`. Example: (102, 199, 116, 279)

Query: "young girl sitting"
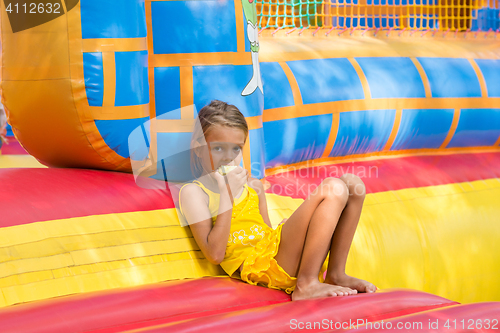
(179, 100, 376, 301)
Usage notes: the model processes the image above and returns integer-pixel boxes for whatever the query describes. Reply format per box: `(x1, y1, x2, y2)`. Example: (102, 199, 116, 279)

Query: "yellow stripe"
(154, 53, 251, 67)
(101, 51, 116, 108)
(495, 135, 500, 147)
(156, 119, 195, 133)
(383, 109, 402, 151)
(259, 37, 500, 62)
(468, 58, 489, 98)
(0, 209, 180, 248)
(411, 57, 432, 98)
(180, 66, 194, 119)
(90, 104, 149, 120)
(262, 98, 500, 122)
(0, 226, 192, 265)
(0, 258, 224, 307)
(278, 62, 303, 106)
(348, 57, 372, 99)
(440, 108, 460, 149)
(234, 0, 246, 53)
(246, 115, 263, 130)
(82, 38, 148, 53)
(145, 0, 158, 174)
(321, 112, 340, 158)
(0, 155, 47, 168)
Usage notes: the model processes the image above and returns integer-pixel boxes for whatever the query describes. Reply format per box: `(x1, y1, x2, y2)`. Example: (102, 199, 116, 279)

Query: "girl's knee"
(319, 177, 349, 205)
(339, 173, 366, 199)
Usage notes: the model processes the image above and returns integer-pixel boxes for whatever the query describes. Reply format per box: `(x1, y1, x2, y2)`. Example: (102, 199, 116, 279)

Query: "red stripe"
(0, 136, 28, 155)
(0, 168, 174, 227)
(126, 289, 457, 333)
(0, 277, 458, 333)
(0, 277, 289, 333)
(266, 152, 500, 199)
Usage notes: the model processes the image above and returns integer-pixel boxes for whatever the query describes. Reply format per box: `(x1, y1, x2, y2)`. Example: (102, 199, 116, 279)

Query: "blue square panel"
(330, 109, 396, 156)
(355, 57, 426, 98)
(115, 51, 149, 107)
(287, 58, 365, 104)
(391, 109, 454, 150)
(264, 114, 333, 167)
(475, 59, 500, 97)
(447, 109, 500, 147)
(261, 62, 295, 110)
(416, 58, 482, 98)
(151, 1, 237, 54)
(154, 67, 181, 119)
(81, 0, 147, 39)
(83, 52, 104, 107)
(193, 65, 263, 118)
(95, 117, 149, 158)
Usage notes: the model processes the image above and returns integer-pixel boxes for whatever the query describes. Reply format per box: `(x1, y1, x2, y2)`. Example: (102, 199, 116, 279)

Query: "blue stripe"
(355, 57, 426, 98)
(261, 62, 294, 109)
(115, 51, 149, 107)
(447, 109, 500, 147)
(81, 0, 147, 39)
(151, 1, 237, 54)
(154, 67, 181, 119)
(249, 128, 265, 179)
(83, 52, 104, 107)
(264, 114, 333, 167)
(417, 58, 482, 98)
(474, 59, 500, 98)
(6, 123, 13, 136)
(391, 109, 454, 150)
(287, 58, 364, 104)
(95, 117, 149, 158)
(330, 110, 396, 156)
(193, 65, 263, 118)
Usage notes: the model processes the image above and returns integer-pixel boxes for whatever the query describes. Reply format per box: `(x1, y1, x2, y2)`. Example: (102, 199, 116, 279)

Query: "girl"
(179, 100, 376, 301)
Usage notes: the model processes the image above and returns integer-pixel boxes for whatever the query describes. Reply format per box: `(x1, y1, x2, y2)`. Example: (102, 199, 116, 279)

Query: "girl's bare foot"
(325, 274, 377, 293)
(292, 279, 356, 301)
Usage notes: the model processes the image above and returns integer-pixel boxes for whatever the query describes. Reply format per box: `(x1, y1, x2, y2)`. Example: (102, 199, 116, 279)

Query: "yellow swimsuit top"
(179, 180, 272, 277)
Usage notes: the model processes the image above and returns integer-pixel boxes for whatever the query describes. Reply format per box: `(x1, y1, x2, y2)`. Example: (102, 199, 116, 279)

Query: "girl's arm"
(248, 177, 273, 228)
(181, 184, 233, 265)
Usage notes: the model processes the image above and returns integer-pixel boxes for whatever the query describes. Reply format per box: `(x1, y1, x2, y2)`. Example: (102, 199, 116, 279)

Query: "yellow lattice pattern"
(257, 0, 489, 31)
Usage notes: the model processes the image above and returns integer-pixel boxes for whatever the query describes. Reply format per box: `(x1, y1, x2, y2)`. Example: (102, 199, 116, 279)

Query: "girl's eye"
(213, 147, 222, 151)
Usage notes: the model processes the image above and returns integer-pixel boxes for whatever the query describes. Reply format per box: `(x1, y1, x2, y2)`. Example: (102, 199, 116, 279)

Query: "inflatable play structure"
(1, 0, 500, 331)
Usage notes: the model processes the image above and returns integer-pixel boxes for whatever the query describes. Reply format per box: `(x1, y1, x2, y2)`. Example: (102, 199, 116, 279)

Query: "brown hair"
(191, 100, 248, 177)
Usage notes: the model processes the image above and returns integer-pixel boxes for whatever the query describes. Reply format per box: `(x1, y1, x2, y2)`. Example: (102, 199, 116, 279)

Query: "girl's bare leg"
(324, 174, 377, 293)
(274, 177, 356, 301)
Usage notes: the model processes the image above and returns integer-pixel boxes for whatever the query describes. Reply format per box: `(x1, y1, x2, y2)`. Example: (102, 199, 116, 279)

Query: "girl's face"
(196, 125, 246, 175)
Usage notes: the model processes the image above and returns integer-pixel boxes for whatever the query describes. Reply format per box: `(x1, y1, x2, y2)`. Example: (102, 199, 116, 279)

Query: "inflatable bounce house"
(1, 0, 499, 331)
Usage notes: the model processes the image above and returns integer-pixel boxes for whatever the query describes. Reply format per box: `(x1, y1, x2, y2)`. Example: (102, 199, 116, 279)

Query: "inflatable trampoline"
(0, 0, 499, 331)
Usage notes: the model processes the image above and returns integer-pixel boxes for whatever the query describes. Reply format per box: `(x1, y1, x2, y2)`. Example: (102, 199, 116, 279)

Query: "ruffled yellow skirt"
(240, 224, 328, 294)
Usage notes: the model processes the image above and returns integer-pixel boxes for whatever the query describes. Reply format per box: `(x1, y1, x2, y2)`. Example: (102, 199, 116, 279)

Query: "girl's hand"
(214, 166, 248, 197)
(279, 218, 288, 226)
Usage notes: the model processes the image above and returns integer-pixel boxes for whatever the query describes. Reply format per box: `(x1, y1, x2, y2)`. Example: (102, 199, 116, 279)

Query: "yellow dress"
(179, 180, 327, 294)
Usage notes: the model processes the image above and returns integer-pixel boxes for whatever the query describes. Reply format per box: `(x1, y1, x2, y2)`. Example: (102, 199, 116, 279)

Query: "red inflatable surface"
(0, 277, 459, 333)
